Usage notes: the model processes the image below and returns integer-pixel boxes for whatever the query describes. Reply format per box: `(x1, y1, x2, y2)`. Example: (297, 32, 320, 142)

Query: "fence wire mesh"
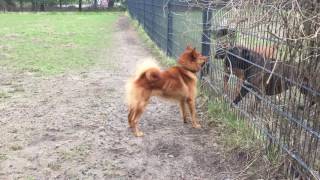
(128, 0, 320, 179)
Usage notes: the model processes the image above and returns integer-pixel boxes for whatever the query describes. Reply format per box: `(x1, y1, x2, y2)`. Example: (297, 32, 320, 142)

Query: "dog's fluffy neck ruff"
(180, 65, 197, 74)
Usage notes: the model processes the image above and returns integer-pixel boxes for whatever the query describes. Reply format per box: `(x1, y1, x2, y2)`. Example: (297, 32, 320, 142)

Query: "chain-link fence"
(128, 0, 320, 179)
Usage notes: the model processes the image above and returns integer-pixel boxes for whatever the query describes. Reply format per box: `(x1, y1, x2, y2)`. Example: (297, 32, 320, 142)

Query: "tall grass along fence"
(128, 0, 320, 179)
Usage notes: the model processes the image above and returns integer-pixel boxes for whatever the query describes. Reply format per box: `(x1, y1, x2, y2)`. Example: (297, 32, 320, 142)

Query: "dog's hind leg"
(128, 104, 142, 128)
(128, 107, 135, 128)
(186, 97, 201, 128)
(179, 99, 188, 123)
(130, 94, 150, 137)
(131, 106, 145, 137)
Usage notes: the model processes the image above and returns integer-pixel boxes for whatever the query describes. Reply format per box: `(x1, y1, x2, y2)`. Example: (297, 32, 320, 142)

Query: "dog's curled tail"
(125, 58, 161, 107)
(144, 68, 161, 82)
(133, 58, 161, 81)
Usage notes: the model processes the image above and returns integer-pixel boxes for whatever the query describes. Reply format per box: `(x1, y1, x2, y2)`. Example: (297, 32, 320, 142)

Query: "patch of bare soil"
(0, 16, 245, 179)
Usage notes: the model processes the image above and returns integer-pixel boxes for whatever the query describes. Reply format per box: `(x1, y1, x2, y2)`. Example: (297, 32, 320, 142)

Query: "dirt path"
(0, 16, 238, 179)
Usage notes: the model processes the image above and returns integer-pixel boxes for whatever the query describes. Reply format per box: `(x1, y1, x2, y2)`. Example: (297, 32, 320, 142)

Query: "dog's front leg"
(179, 99, 188, 123)
(233, 68, 245, 95)
(223, 66, 230, 94)
(186, 97, 201, 128)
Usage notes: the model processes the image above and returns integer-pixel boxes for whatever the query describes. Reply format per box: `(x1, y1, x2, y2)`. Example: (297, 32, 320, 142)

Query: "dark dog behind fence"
(214, 45, 318, 107)
(127, 0, 320, 178)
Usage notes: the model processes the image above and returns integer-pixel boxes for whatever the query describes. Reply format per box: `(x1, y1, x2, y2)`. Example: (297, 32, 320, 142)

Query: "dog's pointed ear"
(191, 48, 199, 59)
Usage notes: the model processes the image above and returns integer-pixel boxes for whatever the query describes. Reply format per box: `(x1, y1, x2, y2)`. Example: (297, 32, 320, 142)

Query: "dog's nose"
(201, 60, 207, 66)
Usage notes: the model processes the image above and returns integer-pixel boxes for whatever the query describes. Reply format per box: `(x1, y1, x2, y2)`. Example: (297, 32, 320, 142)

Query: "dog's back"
(225, 46, 260, 71)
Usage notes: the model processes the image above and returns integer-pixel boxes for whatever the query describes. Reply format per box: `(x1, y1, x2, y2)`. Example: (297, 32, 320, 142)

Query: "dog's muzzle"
(215, 47, 227, 59)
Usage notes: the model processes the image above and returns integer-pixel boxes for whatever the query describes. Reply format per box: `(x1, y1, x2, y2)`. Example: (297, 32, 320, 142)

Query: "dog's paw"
(134, 131, 144, 137)
(192, 124, 201, 129)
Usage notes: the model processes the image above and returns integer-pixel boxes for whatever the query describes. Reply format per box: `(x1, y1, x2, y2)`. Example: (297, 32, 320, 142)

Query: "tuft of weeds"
(25, 176, 36, 180)
(58, 144, 91, 161)
(266, 143, 282, 166)
(48, 161, 62, 171)
(10, 144, 23, 151)
(12, 85, 25, 92)
(0, 91, 10, 99)
(0, 153, 8, 161)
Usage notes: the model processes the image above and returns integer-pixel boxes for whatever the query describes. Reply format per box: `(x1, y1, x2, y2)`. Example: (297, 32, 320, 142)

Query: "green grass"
(204, 94, 287, 177)
(0, 12, 120, 75)
(0, 153, 8, 161)
(207, 98, 259, 150)
(58, 144, 91, 161)
(24, 176, 36, 180)
(0, 91, 10, 99)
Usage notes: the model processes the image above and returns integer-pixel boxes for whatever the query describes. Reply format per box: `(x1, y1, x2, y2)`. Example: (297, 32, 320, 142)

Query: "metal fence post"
(200, 6, 212, 78)
(167, 0, 172, 57)
(151, 0, 154, 40)
(143, 0, 145, 29)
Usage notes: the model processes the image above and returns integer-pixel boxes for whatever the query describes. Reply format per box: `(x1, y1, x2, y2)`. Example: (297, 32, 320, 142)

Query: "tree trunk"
(19, 0, 23, 11)
(94, 0, 98, 9)
(32, 0, 36, 11)
(79, 0, 82, 11)
(59, 0, 62, 8)
(40, 0, 45, 11)
(108, 0, 114, 8)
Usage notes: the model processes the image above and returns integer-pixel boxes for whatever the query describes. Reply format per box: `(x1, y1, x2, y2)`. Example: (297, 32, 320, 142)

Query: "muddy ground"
(0, 16, 250, 179)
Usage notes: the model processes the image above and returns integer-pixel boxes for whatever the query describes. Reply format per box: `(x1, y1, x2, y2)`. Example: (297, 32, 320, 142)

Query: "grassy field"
(0, 12, 119, 75)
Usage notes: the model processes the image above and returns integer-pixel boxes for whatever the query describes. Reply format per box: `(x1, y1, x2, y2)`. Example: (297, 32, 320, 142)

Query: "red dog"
(126, 46, 208, 137)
